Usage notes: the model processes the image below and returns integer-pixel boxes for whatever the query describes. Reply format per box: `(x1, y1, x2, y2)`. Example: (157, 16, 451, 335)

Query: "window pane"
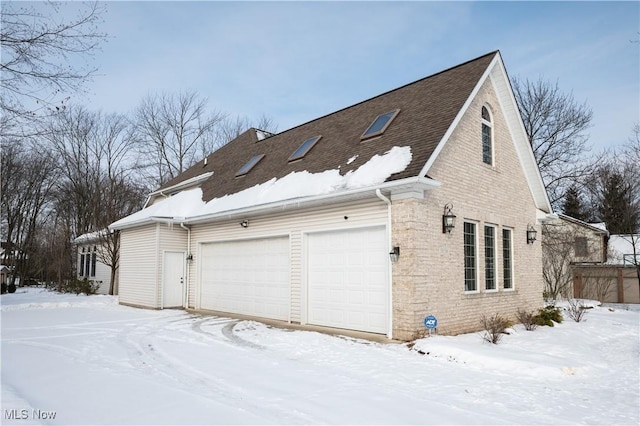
(236, 154, 265, 176)
(80, 254, 85, 277)
(361, 110, 399, 139)
(503, 229, 512, 289)
(289, 136, 321, 161)
(485, 226, 496, 290)
(91, 253, 97, 277)
(482, 106, 491, 122)
(482, 123, 492, 165)
(464, 222, 477, 292)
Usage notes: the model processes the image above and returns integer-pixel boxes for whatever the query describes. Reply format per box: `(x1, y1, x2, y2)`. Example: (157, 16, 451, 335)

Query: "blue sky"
(73, 1, 639, 151)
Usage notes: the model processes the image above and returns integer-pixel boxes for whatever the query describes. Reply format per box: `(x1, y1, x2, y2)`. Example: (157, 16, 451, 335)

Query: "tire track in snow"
(119, 315, 317, 424)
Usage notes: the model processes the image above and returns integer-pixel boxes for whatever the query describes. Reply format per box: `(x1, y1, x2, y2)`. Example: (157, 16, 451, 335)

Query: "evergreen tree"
(598, 171, 638, 234)
(561, 185, 589, 221)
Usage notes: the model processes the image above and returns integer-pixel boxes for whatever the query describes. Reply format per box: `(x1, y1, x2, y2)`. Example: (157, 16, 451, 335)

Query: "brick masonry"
(390, 79, 544, 340)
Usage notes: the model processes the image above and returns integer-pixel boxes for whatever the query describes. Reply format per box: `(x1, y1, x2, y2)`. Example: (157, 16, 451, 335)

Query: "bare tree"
(215, 114, 277, 148)
(0, 1, 106, 124)
(133, 91, 225, 186)
(512, 77, 594, 208)
(43, 106, 146, 293)
(0, 139, 58, 286)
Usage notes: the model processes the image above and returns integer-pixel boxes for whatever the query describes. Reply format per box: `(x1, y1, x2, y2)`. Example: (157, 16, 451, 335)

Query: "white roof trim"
(111, 177, 440, 230)
(418, 54, 499, 178)
(146, 171, 213, 202)
(418, 52, 552, 214)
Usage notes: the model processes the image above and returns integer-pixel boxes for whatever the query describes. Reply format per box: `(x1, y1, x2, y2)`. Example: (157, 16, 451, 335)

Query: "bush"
(481, 313, 513, 344)
(516, 308, 538, 331)
(62, 278, 100, 295)
(7, 283, 16, 293)
(532, 305, 563, 327)
(565, 299, 587, 322)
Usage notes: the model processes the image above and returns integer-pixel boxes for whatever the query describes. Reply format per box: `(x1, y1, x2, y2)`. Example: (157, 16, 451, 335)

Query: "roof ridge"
(268, 50, 500, 138)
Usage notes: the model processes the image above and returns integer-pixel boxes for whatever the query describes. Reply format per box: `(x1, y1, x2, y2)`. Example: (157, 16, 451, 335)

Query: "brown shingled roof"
(159, 51, 498, 203)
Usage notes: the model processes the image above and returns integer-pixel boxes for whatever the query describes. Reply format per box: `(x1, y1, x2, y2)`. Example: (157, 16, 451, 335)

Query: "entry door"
(163, 251, 185, 308)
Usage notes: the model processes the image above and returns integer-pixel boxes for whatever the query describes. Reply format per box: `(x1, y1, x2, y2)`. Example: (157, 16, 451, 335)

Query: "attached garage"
(306, 226, 389, 334)
(199, 236, 290, 321)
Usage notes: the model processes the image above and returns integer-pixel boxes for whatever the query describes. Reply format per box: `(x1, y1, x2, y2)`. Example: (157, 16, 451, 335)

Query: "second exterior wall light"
(527, 224, 537, 244)
(442, 203, 456, 234)
(389, 246, 400, 263)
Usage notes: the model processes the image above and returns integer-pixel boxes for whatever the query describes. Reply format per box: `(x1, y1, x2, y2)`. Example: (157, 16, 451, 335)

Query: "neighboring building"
(600, 234, 640, 303)
(0, 265, 9, 286)
(74, 232, 117, 295)
(111, 51, 552, 340)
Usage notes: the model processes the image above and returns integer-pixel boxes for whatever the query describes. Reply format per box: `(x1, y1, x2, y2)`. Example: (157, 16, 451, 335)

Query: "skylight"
(361, 109, 400, 140)
(288, 135, 322, 161)
(236, 154, 265, 177)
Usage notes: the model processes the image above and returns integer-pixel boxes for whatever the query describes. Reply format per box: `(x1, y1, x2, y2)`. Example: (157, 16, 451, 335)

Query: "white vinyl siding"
(119, 224, 160, 308)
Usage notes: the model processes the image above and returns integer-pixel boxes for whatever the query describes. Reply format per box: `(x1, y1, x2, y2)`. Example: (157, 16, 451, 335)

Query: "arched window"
(481, 106, 493, 165)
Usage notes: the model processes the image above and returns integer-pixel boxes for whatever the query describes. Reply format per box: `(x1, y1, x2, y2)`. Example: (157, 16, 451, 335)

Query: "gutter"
(111, 177, 439, 231)
(185, 176, 440, 226)
(180, 222, 191, 309)
(375, 189, 394, 340)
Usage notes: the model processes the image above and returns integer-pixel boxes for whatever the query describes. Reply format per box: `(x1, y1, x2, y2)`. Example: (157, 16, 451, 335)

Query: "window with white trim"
(484, 225, 496, 290)
(464, 222, 477, 292)
(502, 228, 513, 289)
(481, 106, 493, 165)
(91, 252, 97, 277)
(79, 254, 85, 277)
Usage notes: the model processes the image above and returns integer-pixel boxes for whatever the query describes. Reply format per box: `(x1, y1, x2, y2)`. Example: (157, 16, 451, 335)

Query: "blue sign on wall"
(424, 315, 438, 329)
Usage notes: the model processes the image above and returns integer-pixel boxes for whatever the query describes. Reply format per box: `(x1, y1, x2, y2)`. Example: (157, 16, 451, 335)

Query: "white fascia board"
(184, 176, 441, 225)
(147, 172, 214, 199)
(490, 58, 552, 214)
(109, 216, 188, 231)
(418, 54, 500, 178)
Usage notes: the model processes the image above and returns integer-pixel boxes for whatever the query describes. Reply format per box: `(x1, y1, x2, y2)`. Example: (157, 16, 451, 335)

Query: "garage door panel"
(308, 226, 388, 334)
(200, 237, 289, 321)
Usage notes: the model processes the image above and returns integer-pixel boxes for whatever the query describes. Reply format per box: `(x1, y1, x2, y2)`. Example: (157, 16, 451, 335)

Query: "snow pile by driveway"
(1, 288, 638, 425)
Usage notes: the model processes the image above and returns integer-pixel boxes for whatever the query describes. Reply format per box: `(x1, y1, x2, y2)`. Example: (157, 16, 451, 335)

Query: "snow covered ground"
(1, 288, 638, 425)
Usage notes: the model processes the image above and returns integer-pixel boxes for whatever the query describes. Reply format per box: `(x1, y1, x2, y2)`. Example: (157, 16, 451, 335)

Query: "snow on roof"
(589, 222, 607, 232)
(73, 230, 109, 244)
(111, 146, 412, 229)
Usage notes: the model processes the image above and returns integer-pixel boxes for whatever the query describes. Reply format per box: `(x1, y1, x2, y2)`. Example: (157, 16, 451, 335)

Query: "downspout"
(376, 188, 393, 340)
(180, 223, 191, 309)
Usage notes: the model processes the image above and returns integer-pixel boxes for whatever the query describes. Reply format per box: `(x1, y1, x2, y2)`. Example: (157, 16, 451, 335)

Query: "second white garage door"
(307, 226, 389, 334)
(200, 237, 289, 321)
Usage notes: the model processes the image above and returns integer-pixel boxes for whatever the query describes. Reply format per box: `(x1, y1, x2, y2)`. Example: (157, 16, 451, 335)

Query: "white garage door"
(200, 237, 289, 321)
(307, 226, 388, 334)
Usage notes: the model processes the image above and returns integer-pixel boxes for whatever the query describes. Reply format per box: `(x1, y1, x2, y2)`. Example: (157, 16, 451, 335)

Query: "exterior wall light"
(526, 224, 537, 244)
(442, 203, 456, 234)
(389, 246, 400, 263)
(240, 220, 249, 228)
(186, 253, 193, 262)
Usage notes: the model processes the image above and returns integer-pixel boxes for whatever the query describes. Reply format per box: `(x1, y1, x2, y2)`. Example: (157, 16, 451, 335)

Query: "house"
(110, 51, 552, 340)
(0, 265, 9, 286)
(540, 213, 609, 299)
(73, 232, 118, 295)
